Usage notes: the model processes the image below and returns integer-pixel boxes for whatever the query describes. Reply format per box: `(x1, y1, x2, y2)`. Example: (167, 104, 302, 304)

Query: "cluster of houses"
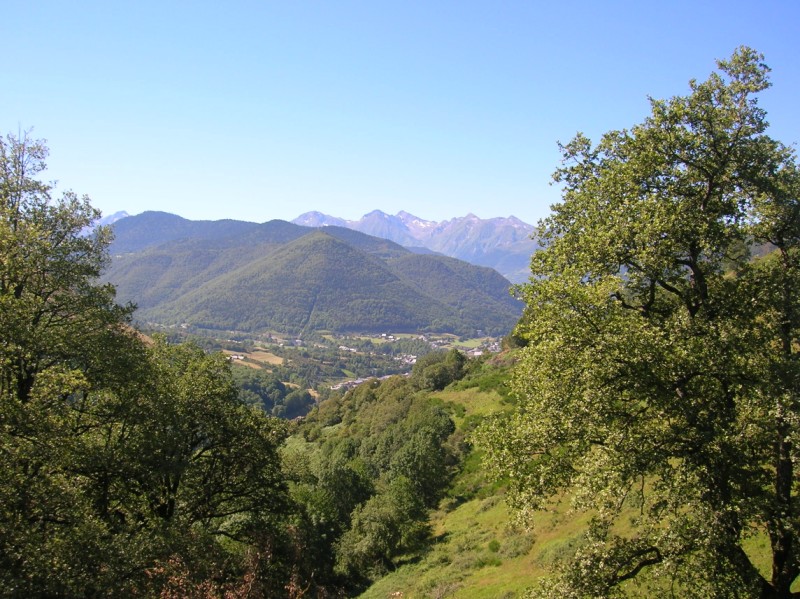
(330, 374, 399, 391)
(328, 332, 502, 390)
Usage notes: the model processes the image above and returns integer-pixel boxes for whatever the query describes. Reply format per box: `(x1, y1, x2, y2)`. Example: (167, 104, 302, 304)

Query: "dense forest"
(3, 46, 800, 598)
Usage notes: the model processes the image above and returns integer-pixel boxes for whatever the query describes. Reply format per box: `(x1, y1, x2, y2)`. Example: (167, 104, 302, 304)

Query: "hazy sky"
(4, 1, 798, 225)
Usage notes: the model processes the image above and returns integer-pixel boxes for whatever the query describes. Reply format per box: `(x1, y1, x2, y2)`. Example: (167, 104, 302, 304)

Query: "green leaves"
(481, 48, 800, 596)
(0, 132, 303, 595)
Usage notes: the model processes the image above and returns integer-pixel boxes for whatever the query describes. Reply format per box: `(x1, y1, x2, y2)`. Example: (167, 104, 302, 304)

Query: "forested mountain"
(109, 211, 265, 254)
(106, 212, 522, 336)
(109, 208, 540, 282)
(293, 209, 540, 282)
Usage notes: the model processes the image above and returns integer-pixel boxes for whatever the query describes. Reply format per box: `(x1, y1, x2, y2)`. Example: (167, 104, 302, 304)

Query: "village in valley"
(156, 323, 504, 395)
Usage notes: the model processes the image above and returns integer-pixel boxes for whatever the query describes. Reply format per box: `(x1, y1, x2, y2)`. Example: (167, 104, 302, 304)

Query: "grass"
(231, 359, 262, 369)
(357, 384, 544, 599)
(246, 349, 284, 365)
(358, 492, 541, 599)
(360, 455, 783, 598)
(282, 434, 314, 454)
(358, 364, 783, 598)
(222, 348, 283, 368)
(453, 338, 490, 349)
(436, 388, 505, 426)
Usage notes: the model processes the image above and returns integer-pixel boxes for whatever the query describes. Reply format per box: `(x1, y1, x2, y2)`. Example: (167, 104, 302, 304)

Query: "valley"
(154, 323, 503, 400)
(3, 7, 796, 593)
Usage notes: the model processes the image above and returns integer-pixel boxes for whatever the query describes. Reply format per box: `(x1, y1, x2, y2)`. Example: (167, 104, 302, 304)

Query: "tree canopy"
(0, 131, 134, 404)
(479, 48, 800, 597)
(0, 131, 298, 596)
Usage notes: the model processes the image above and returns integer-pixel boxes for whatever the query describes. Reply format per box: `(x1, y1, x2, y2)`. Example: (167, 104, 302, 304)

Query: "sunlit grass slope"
(360, 354, 779, 599)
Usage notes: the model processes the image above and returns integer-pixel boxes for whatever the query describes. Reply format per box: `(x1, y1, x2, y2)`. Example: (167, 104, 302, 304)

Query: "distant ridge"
(98, 211, 129, 226)
(109, 211, 265, 254)
(106, 212, 522, 337)
(292, 210, 539, 282)
(292, 211, 348, 228)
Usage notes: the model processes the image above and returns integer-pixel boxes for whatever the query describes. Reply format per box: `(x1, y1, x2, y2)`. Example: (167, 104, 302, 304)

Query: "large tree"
(480, 48, 800, 597)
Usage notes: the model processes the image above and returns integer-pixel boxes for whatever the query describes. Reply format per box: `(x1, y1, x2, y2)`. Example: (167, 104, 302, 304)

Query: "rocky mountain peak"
(291, 210, 539, 283)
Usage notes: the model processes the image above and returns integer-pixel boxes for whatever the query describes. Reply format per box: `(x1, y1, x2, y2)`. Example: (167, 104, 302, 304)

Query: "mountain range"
(105, 212, 523, 337)
(292, 210, 539, 283)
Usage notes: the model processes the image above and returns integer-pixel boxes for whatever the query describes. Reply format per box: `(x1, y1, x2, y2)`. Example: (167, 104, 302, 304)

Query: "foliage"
(130, 339, 291, 535)
(334, 476, 429, 578)
(232, 367, 315, 418)
(0, 132, 312, 596)
(354, 361, 539, 599)
(410, 349, 468, 391)
(286, 369, 468, 592)
(479, 48, 800, 597)
(446, 352, 514, 398)
(233, 367, 287, 411)
(0, 131, 135, 404)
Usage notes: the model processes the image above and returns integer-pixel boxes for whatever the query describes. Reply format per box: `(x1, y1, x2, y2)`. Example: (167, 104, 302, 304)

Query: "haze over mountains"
(293, 210, 539, 283)
(105, 212, 523, 337)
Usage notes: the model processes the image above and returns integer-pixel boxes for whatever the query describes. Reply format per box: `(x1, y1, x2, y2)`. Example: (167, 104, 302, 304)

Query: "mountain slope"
(147, 232, 453, 334)
(106, 213, 522, 336)
(108, 220, 311, 310)
(292, 210, 539, 282)
(388, 253, 521, 331)
(109, 211, 265, 254)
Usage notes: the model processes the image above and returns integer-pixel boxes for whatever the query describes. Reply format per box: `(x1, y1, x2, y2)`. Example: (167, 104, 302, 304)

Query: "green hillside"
(349, 353, 546, 598)
(106, 214, 522, 336)
(355, 358, 780, 599)
(108, 219, 314, 310)
(290, 349, 580, 598)
(388, 253, 522, 327)
(317, 224, 412, 260)
(151, 232, 447, 333)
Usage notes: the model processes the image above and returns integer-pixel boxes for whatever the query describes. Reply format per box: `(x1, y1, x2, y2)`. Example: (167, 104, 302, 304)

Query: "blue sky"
(4, 1, 798, 225)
